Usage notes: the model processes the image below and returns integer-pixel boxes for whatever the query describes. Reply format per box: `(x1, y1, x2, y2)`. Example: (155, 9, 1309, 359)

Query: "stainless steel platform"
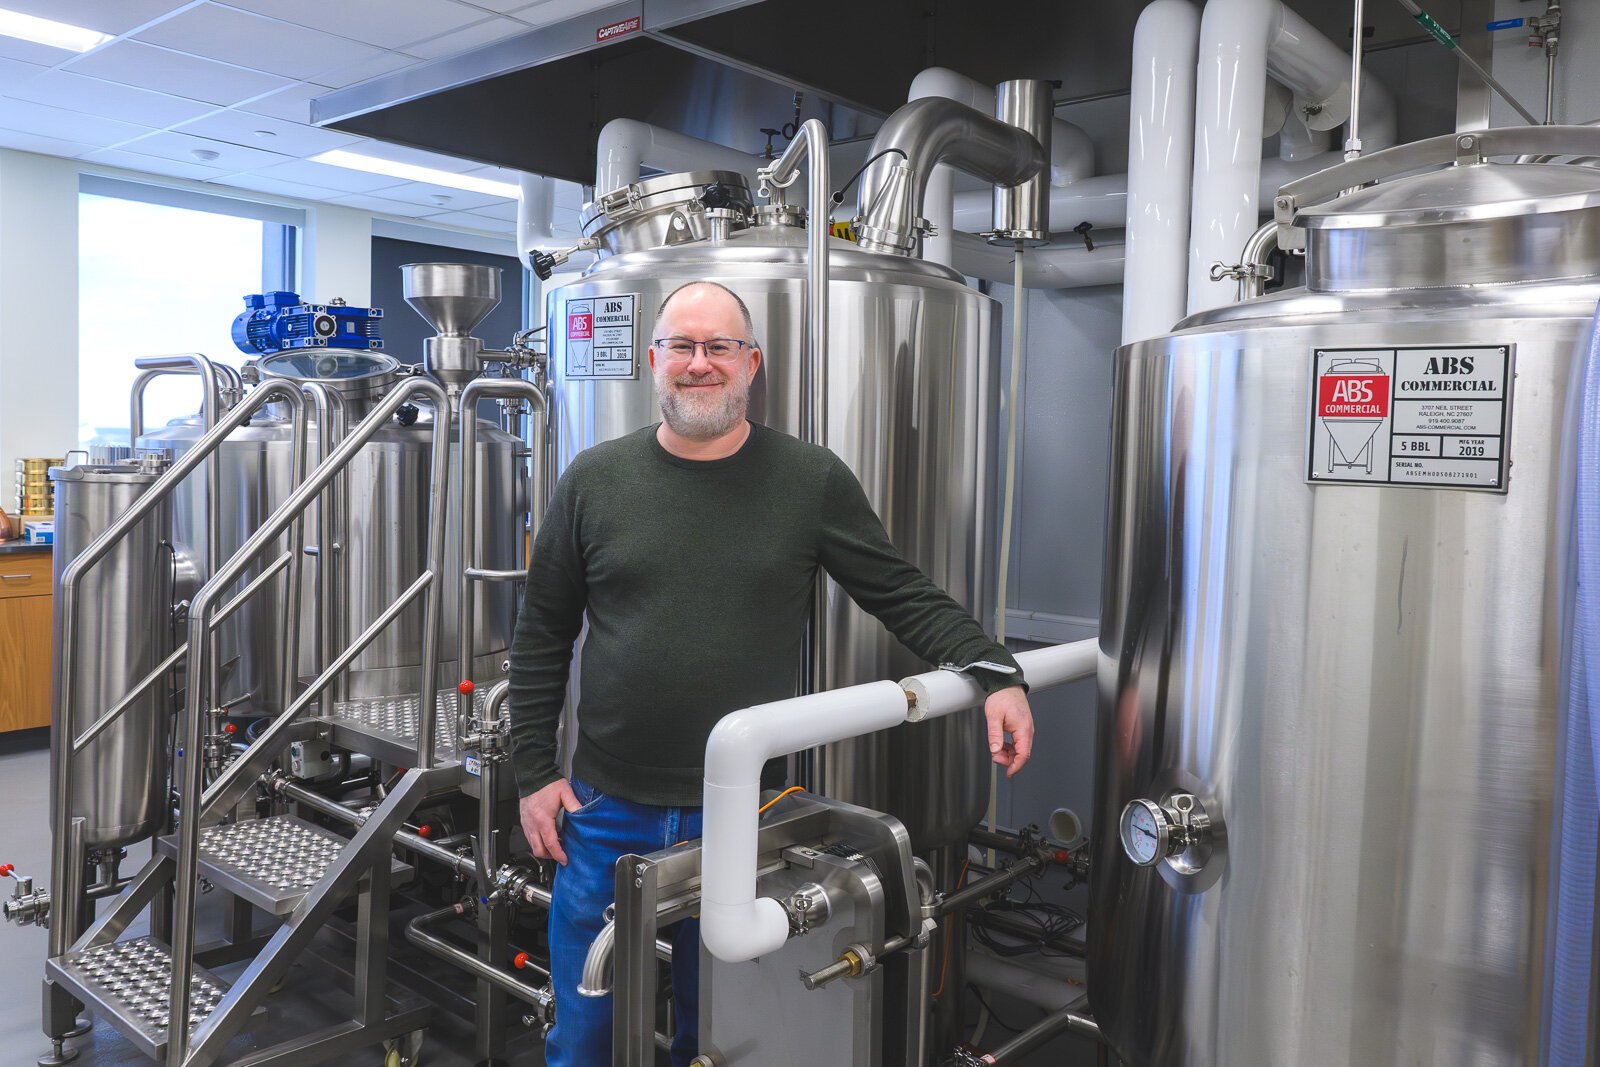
(320, 688, 497, 765)
(155, 815, 413, 916)
(45, 935, 264, 1061)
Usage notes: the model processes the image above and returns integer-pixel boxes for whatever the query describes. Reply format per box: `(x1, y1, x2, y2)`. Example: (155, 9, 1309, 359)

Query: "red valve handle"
(417, 824, 433, 839)
(513, 952, 530, 970)
(222, 722, 237, 735)
(0, 864, 13, 877)
(458, 680, 475, 695)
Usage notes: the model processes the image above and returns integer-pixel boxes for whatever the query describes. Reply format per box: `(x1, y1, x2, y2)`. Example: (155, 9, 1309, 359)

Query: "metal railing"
(48, 377, 309, 972)
(166, 375, 453, 1065)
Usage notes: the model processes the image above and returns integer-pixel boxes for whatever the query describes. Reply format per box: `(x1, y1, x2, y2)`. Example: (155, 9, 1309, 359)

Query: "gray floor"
(0, 729, 541, 1067)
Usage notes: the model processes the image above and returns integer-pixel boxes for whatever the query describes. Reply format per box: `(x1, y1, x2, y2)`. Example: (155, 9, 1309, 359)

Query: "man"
(509, 280, 1032, 1067)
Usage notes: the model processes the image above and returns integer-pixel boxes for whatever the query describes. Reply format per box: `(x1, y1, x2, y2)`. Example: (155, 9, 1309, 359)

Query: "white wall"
(0, 150, 79, 489)
(1491, 0, 1598, 127)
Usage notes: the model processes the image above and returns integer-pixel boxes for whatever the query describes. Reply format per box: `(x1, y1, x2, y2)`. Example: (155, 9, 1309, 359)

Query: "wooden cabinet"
(0, 549, 53, 732)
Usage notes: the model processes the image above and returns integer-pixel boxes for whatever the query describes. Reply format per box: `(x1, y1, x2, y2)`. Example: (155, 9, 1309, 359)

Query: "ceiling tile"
(112, 129, 292, 171)
(81, 147, 231, 182)
(422, 209, 515, 232)
(65, 41, 290, 106)
(209, 169, 346, 201)
(0, 56, 46, 93)
(0, 128, 97, 158)
(326, 192, 447, 219)
(507, 0, 620, 28)
(217, 0, 489, 51)
(371, 180, 507, 212)
(249, 157, 408, 192)
(398, 15, 524, 60)
(136, 3, 391, 82)
(0, 0, 193, 36)
(8, 70, 217, 128)
(0, 35, 77, 66)
(233, 81, 326, 122)
(466, 199, 518, 222)
(174, 109, 362, 156)
(450, 0, 543, 13)
(0, 96, 152, 145)
(306, 50, 420, 90)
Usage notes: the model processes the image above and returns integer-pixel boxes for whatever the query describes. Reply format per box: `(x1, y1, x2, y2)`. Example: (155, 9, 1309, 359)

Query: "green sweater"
(508, 421, 1023, 806)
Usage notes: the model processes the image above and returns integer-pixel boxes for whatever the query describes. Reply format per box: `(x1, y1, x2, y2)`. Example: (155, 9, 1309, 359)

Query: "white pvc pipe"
(901, 639, 1098, 723)
(1122, 0, 1201, 344)
(1188, 0, 1397, 314)
(593, 118, 765, 197)
(951, 234, 1124, 289)
(516, 173, 568, 272)
(701, 681, 908, 963)
(700, 639, 1099, 963)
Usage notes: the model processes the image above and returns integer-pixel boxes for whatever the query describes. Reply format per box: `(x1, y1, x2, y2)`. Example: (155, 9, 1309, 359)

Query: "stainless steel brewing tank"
(546, 176, 998, 851)
(139, 371, 524, 712)
(50, 461, 171, 847)
(1089, 161, 1600, 1065)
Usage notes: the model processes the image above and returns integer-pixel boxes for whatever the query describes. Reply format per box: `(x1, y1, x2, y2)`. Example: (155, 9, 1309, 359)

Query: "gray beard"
(654, 370, 750, 440)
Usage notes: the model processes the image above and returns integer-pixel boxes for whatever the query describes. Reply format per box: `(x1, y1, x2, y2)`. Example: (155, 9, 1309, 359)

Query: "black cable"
(964, 982, 1029, 1034)
(830, 148, 909, 206)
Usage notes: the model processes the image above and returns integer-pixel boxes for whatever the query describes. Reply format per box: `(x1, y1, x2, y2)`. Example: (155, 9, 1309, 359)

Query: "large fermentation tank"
(50, 461, 171, 847)
(1090, 159, 1600, 1064)
(138, 351, 525, 713)
(546, 171, 998, 851)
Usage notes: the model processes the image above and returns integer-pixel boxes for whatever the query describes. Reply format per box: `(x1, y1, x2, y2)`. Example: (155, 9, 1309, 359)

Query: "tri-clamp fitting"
(0, 863, 50, 927)
(783, 882, 832, 937)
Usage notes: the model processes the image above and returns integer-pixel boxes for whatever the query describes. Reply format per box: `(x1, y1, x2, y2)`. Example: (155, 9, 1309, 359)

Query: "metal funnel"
(401, 262, 501, 337)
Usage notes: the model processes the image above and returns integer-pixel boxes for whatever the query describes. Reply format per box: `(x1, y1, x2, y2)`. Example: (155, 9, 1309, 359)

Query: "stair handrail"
(47, 379, 309, 969)
(167, 374, 452, 1064)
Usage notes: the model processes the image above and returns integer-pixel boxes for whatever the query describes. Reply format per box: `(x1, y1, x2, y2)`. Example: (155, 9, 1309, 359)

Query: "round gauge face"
(1120, 800, 1165, 866)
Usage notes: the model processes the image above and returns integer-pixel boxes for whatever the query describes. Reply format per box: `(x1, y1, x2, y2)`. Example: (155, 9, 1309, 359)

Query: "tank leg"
(61, 1018, 91, 1039)
(35, 1037, 78, 1066)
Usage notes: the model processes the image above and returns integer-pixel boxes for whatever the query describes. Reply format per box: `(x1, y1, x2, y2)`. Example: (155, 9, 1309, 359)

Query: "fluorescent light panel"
(0, 8, 112, 52)
(308, 149, 518, 199)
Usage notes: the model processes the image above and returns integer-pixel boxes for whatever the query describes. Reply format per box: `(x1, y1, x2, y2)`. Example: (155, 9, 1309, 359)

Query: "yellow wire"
(757, 785, 807, 814)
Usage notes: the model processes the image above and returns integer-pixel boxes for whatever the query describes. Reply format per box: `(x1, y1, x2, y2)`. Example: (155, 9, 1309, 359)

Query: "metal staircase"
(43, 374, 457, 1067)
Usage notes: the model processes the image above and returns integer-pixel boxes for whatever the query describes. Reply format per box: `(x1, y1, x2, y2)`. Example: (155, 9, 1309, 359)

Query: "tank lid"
(580, 170, 754, 257)
(258, 350, 399, 382)
(49, 458, 164, 484)
(1296, 161, 1600, 230)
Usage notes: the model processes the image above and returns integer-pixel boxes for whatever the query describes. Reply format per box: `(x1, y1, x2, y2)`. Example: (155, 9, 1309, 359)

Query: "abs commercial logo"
(596, 16, 640, 41)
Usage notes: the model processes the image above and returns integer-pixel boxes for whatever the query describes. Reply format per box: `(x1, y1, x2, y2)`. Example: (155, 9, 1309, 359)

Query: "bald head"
(655, 281, 756, 343)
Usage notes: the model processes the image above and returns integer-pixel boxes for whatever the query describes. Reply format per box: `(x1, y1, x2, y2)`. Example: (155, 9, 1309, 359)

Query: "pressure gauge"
(1119, 798, 1172, 867)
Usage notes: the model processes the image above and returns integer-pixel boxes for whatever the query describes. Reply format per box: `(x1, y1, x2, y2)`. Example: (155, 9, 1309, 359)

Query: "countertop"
(0, 539, 50, 556)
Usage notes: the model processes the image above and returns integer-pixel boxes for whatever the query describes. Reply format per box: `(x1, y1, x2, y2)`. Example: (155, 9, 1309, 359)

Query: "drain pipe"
(701, 639, 1097, 963)
(1188, 0, 1397, 313)
(593, 118, 765, 196)
(1123, 0, 1201, 343)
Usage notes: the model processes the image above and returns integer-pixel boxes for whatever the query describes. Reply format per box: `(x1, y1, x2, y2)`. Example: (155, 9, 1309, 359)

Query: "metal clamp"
(783, 882, 833, 936)
(1209, 261, 1274, 285)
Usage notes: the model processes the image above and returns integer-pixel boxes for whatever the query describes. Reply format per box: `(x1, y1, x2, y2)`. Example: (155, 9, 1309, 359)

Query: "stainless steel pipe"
(992, 80, 1054, 244)
(979, 998, 1102, 1063)
(405, 906, 552, 996)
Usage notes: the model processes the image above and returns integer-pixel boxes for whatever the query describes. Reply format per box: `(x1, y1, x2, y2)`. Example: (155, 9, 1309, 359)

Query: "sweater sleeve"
(508, 469, 589, 797)
(815, 458, 1025, 693)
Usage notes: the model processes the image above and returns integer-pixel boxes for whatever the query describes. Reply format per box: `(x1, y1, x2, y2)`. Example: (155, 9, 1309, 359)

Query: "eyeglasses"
(653, 337, 751, 364)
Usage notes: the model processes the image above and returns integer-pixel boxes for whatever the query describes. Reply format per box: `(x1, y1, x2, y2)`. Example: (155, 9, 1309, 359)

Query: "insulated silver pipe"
(854, 97, 1047, 256)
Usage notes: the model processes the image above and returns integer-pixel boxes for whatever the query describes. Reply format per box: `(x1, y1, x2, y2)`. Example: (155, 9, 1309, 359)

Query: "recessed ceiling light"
(307, 149, 517, 199)
(0, 8, 113, 52)
(429, 194, 452, 206)
(252, 130, 277, 139)
(191, 148, 220, 162)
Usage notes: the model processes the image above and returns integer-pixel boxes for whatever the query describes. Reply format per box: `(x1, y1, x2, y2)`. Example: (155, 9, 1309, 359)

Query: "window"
(77, 180, 301, 448)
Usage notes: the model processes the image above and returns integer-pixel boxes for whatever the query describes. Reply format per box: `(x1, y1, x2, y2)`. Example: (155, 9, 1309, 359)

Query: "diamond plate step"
(155, 814, 412, 915)
(44, 935, 264, 1061)
(320, 686, 498, 765)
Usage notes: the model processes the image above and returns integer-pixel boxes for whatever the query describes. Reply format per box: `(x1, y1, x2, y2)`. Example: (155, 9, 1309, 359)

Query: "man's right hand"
(520, 778, 581, 865)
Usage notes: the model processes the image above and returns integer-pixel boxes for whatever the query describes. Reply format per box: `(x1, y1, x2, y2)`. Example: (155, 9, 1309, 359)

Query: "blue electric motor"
(232, 291, 384, 356)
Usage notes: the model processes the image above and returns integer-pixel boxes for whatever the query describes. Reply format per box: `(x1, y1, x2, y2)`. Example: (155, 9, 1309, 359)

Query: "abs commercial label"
(1306, 344, 1512, 491)
(564, 294, 638, 379)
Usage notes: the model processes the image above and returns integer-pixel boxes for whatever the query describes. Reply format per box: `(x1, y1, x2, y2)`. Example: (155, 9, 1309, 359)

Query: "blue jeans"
(545, 777, 703, 1067)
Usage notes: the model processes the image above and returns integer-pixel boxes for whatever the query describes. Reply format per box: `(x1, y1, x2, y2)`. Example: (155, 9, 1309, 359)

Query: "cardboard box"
(23, 519, 53, 545)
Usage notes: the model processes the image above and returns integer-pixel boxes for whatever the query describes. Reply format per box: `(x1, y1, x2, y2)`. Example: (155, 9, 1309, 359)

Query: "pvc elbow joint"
(700, 897, 791, 963)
